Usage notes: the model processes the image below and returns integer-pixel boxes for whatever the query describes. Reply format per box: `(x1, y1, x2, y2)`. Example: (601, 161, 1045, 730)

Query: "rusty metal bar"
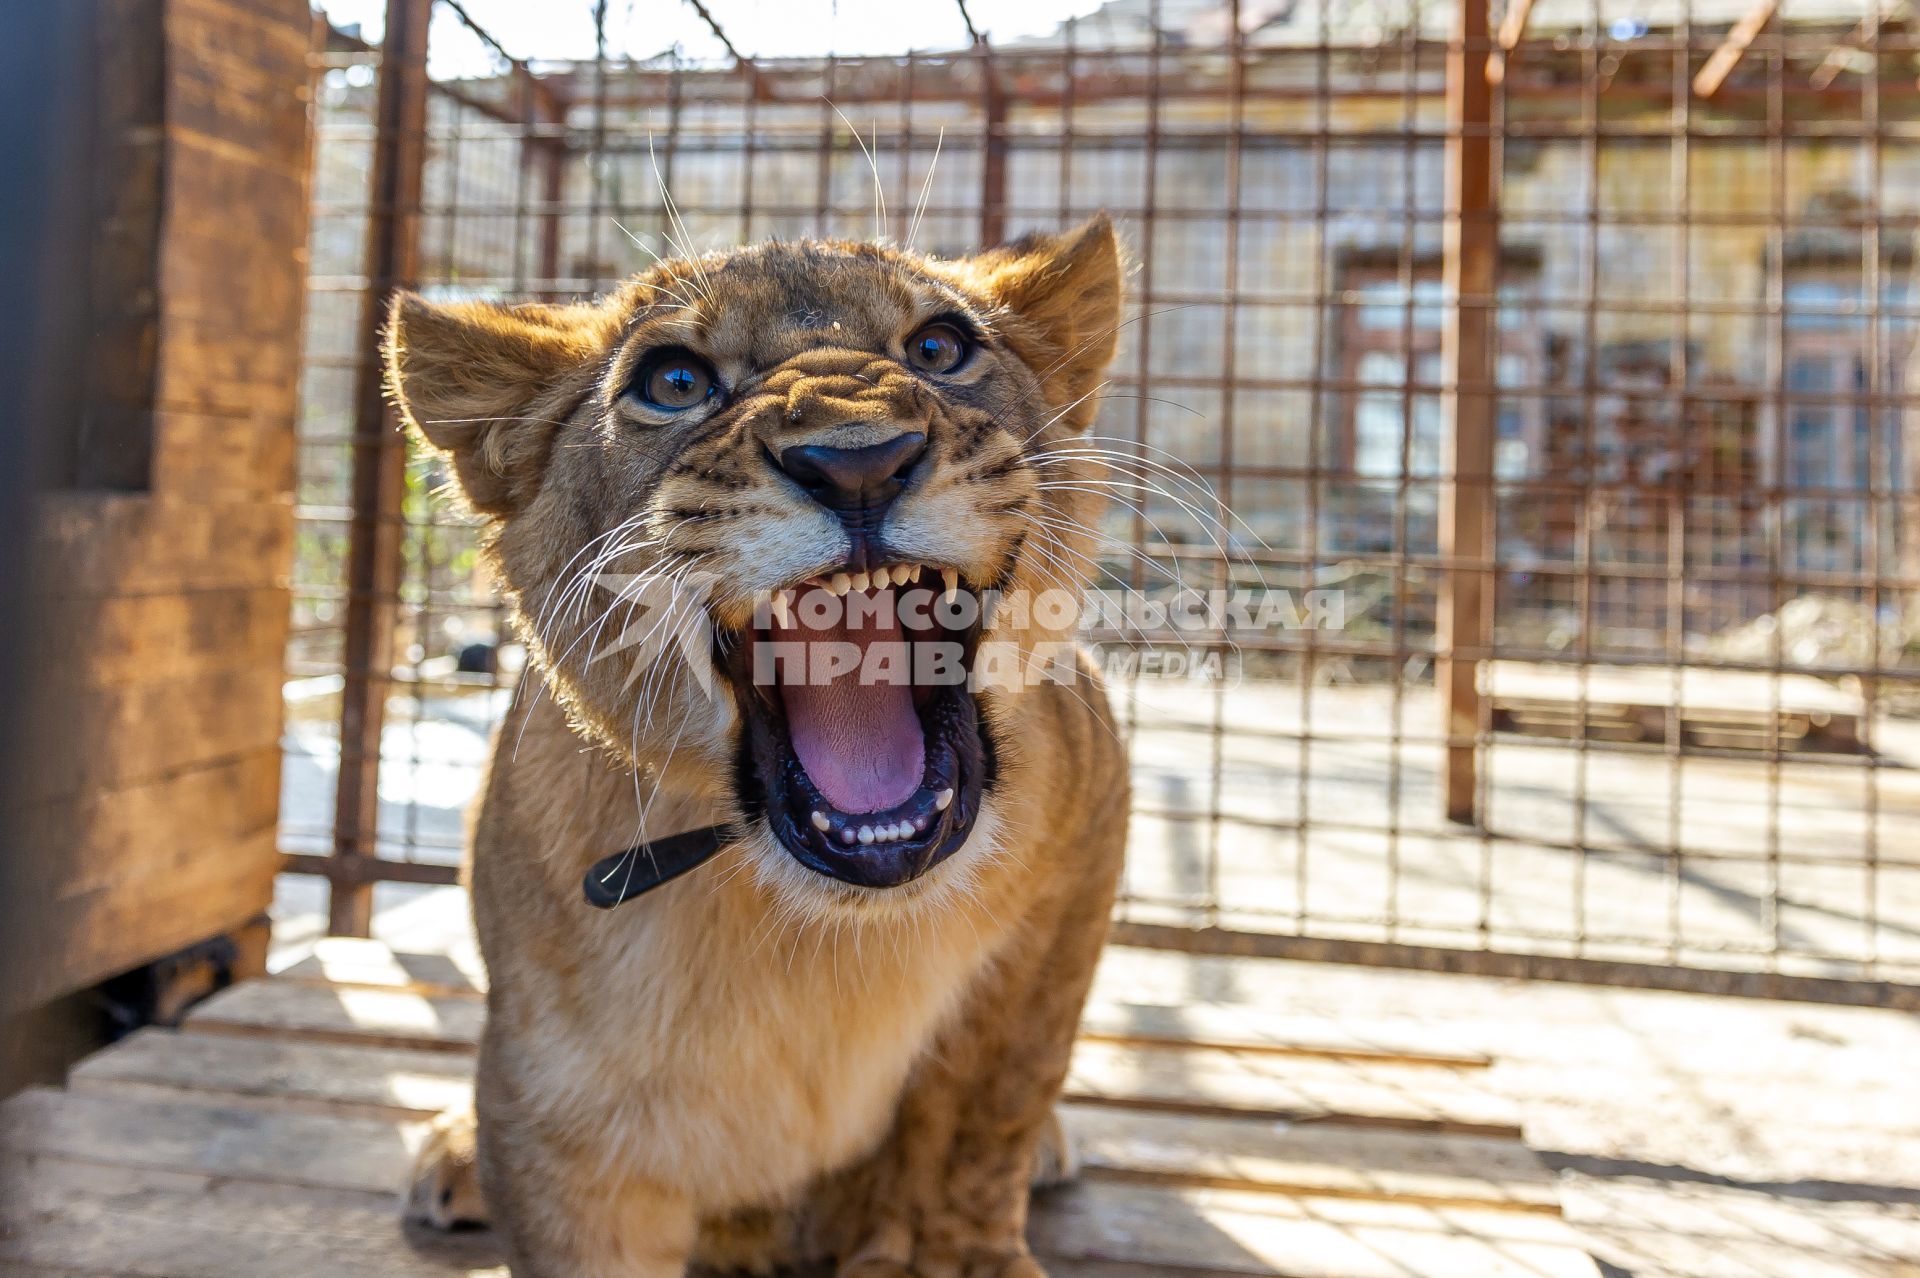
(977, 39, 1008, 247)
(287, 852, 458, 888)
(1437, 0, 1498, 826)
(537, 142, 566, 303)
(327, 0, 432, 937)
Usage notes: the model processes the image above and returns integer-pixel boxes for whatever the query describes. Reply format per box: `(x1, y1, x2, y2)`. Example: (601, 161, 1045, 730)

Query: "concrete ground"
(279, 671, 1920, 983)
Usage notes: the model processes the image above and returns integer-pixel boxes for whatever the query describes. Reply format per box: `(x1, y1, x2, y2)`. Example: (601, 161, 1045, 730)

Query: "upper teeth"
(794, 564, 952, 599)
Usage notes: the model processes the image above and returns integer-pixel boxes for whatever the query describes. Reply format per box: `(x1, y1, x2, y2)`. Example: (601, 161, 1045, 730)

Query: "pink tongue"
(778, 589, 925, 814)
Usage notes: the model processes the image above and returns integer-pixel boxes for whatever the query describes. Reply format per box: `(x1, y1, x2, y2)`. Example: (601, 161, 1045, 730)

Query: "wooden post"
(1438, 0, 1498, 826)
(329, 0, 432, 936)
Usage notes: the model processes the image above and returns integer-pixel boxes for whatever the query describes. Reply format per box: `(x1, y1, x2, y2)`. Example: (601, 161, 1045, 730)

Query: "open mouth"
(726, 563, 994, 889)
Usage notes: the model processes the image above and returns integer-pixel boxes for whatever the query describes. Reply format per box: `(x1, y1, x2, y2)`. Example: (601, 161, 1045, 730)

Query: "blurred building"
(296, 0, 1920, 672)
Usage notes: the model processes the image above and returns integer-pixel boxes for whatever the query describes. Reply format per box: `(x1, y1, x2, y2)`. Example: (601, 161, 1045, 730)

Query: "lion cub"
(385, 218, 1129, 1277)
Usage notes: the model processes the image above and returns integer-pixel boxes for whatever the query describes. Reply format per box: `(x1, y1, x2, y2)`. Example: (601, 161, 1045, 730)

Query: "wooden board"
(7, 826, 281, 1012)
(184, 979, 1520, 1134)
(67, 1034, 1554, 1211)
(1, 945, 1600, 1278)
(1486, 660, 1865, 752)
(183, 979, 486, 1053)
(70, 1031, 475, 1122)
(1, 1157, 504, 1278)
(23, 749, 280, 904)
(31, 587, 289, 690)
(32, 495, 293, 600)
(281, 937, 1496, 1068)
(1064, 1040, 1518, 1135)
(0, 1151, 1599, 1278)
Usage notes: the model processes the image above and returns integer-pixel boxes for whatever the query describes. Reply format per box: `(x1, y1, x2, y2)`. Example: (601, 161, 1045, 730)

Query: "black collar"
(582, 824, 731, 910)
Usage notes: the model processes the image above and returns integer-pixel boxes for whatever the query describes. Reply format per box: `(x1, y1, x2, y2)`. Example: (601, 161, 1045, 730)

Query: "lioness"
(385, 216, 1129, 1277)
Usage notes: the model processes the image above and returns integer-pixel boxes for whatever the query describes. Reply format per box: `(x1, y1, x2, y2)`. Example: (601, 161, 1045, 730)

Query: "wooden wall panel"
(23, 667, 286, 803)
(15, 0, 311, 1005)
(35, 497, 292, 598)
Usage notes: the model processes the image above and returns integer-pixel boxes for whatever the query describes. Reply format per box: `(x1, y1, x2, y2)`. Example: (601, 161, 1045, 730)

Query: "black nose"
(777, 432, 927, 515)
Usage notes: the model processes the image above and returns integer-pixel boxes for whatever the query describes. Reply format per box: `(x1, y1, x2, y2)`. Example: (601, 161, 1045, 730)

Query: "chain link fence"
(284, 0, 1920, 1000)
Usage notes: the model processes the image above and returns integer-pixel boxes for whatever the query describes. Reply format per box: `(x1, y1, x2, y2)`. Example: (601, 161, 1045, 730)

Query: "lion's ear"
(970, 214, 1124, 428)
(383, 293, 611, 516)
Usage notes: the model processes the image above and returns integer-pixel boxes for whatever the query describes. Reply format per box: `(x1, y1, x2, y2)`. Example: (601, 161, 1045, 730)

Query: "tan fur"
(387, 219, 1129, 1278)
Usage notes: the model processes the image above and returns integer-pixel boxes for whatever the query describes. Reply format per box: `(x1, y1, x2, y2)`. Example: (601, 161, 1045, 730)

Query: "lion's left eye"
(904, 322, 970, 375)
(635, 350, 719, 411)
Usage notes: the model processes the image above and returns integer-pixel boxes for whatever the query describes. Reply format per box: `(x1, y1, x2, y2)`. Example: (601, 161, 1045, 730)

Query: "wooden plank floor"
(1, 940, 1600, 1278)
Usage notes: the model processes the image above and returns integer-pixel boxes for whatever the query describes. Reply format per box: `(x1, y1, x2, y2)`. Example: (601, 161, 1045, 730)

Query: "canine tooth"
(858, 825, 875, 844)
(852, 569, 870, 592)
(830, 572, 851, 597)
(941, 568, 959, 603)
(810, 810, 830, 832)
(771, 590, 793, 628)
(935, 787, 954, 811)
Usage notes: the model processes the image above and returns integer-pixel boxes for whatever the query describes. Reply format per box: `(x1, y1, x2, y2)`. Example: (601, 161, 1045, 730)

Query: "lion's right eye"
(634, 350, 719, 411)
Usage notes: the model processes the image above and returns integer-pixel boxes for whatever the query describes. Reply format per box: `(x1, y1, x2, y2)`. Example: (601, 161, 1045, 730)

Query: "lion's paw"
(402, 1106, 490, 1231)
(1028, 1108, 1079, 1192)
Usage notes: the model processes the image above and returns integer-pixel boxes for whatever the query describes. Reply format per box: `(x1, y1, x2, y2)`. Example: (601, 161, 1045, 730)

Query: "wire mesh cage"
(286, 0, 1920, 995)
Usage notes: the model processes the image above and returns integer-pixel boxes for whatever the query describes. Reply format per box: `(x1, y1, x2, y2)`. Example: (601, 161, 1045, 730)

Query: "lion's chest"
(518, 900, 994, 1210)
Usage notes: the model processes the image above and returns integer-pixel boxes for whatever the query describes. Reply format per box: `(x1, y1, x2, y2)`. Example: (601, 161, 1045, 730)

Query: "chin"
(717, 562, 1000, 896)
